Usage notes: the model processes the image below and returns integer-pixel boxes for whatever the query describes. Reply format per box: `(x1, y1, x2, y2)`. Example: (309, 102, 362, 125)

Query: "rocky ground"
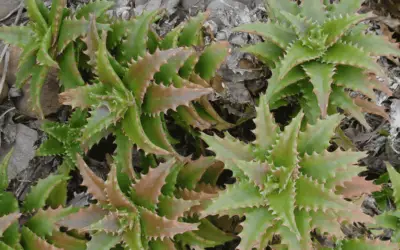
(0, 0, 400, 249)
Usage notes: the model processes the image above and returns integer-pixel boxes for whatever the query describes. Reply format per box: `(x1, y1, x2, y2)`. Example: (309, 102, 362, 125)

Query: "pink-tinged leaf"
(48, 229, 87, 250)
(158, 196, 200, 220)
(131, 159, 176, 209)
(177, 156, 217, 190)
(232, 159, 270, 190)
(83, 212, 120, 233)
(336, 176, 381, 199)
(0, 213, 20, 236)
(142, 83, 213, 116)
(76, 154, 107, 202)
(141, 209, 199, 239)
(353, 97, 390, 120)
(21, 227, 62, 250)
(56, 205, 108, 230)
(123, 48, 192, 104)
(105, 164, 137, 212)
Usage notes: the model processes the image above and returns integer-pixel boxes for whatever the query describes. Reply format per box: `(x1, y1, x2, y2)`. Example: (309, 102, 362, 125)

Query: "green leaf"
(386, 163, 400, 207)
(201, 132, 254, 162)
(49, 0, 66, 44)
(121, 105, 170, 155)
(297, 114, 342, 155)
(341, 32, 400, 57)
(47, 230, 87, 250)
(338, 238, 397, 250)
(86, 232, 121, 250)
(0, 25, 34, 47)
(264, 0, 299, 23)
(329, 0, 363, 16)
(0, 149, 13, 191)
(15, 44, 38, 88)
(329, 86, 370, 130)
(58, 44, 85, 89)
(240, 41, 283, 67)
(141, 115, 177, 154)
(233, 22, 296, 49)
(195, 42, 229, 81)
(29, 65, 50, 119)
(20, 227, 59, 250)
(25, 207, 78, 237)
(160, 23, 185, 49)
(36, 137, 64, 156)
(178, 11, 208, 46)
(75, 0, 114, 19)
(25, 0, 48, 34)
(201, 182, 264, 217)
(300, 0, 326, 23)
(321, 14, 372, 47)
(278, 40, 324, 80)
(177, 157, 217, 190)
(118, 10, 159, 62)
(302, 62, 335, 117)
(322, 42, 383, 76)
(23, 174, 67, 212)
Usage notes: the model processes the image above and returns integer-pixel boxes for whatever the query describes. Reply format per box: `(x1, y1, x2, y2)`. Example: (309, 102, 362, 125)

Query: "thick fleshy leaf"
(15, 44, 38, 88)
(141, 115, 177, 154)
(123, 48, 188, 103)
(234, 22, 296, 49)
(321, 13, 372, 47)
(309, 209, 342, 236)
(25, 0, 48, 33)
(201, 182, 264, 217)
(386, 163, 400, 207)
(23, 174, 67, 212)
(105, 164, 137, 212)
(295, 209, 312, 249)
(322, 42, 383, 76)
(36, 137, 64, 157)
(302, 62, 335, 117)
(330, 86, 370, 130)
(295, 175, 350, 212)
(329, 0, 363, 16)
(201, 132, 254, 162)
(58, 44, 85, 89)
(158, 196, 199, 220)
(131, 159, 176, 210)
(339, 238, 397, 250)
(56, 205, 108, 230)
(0, 213, 20, 236)
(299, 149, 366, 184)
(233, 160, 270, 189)
(141, 209, 199, 239)
(353, 97, 390, 120)
(47, 230, 87, 250)
(177, 156, 217, 190)
(268, 180, 299, 237)
(278, 40, 325, 80)
(297, 114, 342, 155)
(121, 105, 170, 155)
(341, 32, 400, 57)
(21, 226, 61, 250)
(29, 65, 50, 119)
(76, 155, 107, 202)
(113, 130, 135, 192)
(195, 42, 229, 81)
(118, 10, 159, 62)
(270, 112, 302, 169)
(123, 217, 145, 250)
(300, 0, 326, 23)
(142, 83, 213, 115)
(25, 207, 78, 237)
(333, 65, 376, 100)
(335, 176, 380, 198)
(86, 231, 121, 250)
(178, 11, 208, 46)
(57, 17, 110, 54)
(58, 83, 106, 109)
(240, 41, 283, 67)
(264, 0, 299, 23)
(75, 0, 114, 19)
(49, 0, 66, 44)
(236, 207, 273, 250)
(253, 94, 279, 152)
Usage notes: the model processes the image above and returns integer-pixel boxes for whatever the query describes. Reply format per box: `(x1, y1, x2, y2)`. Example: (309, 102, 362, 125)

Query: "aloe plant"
(199, 94, 394, 249)
(53, 151, 233, 249)
(235, 0, 398, 128)
(0, 149, 88, 250)
(0, 0, 114, 118)
(59, 11, 232, 157)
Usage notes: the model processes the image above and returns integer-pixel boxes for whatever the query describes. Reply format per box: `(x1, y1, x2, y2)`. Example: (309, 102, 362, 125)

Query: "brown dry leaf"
(353, 97, 390, 120)
(336, 176, 381, 199)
